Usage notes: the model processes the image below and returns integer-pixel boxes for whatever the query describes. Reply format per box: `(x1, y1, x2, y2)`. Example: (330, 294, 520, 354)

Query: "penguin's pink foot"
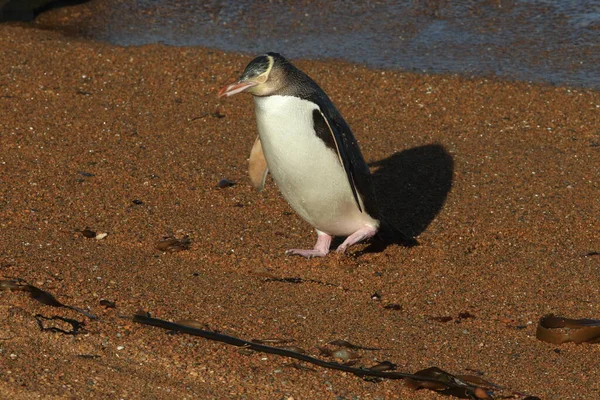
(286, 231, 332, 258)
(336, 225, 378, 253)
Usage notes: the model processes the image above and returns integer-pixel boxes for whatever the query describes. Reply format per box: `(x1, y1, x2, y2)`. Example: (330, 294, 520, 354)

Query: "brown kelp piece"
(406, 367, 501, 399)
(155, 235, 191, 252)
(368, 361, 397, 372)
(0, 279, 97, 319)
(412, 367, 540, 400)
(99, 299, 116, 308)
(536, 314, 600, 344)
(81, 228, 96, 238)
(457, 311, 476, 321)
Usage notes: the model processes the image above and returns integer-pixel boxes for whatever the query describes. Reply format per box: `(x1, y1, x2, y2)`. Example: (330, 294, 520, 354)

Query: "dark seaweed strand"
(132, 313, 476, 389)
(1, 280, 98, 319)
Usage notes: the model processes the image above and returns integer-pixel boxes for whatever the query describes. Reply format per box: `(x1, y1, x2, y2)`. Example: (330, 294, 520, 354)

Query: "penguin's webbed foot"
(336, 225, 378, 253)
(286, 231, 332, 259)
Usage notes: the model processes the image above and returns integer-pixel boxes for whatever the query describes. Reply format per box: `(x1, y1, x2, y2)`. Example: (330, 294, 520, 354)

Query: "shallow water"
(51, 0, 600, 88)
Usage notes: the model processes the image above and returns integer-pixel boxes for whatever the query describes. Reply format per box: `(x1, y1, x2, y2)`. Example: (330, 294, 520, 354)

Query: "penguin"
(218, 53, 410, 257)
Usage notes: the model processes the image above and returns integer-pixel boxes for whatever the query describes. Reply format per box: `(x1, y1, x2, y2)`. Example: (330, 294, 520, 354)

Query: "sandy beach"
(0, 11, 599, 400)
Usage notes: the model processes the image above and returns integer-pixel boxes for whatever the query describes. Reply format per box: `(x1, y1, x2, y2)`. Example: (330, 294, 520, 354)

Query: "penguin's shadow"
(359, 143, 454, 253)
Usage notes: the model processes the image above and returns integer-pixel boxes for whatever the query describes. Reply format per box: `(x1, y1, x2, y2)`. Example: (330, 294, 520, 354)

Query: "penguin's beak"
(218, 80, 257, 98)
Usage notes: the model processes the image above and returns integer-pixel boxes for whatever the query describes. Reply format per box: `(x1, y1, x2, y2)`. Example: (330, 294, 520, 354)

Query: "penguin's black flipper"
(311, 102, 379, 219)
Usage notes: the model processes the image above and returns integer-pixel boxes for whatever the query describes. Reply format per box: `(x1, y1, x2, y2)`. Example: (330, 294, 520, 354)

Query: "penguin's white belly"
(253, 95, 376, 237)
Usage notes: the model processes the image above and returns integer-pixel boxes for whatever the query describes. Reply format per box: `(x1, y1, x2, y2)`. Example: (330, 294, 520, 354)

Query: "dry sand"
(0, 14, 599, 400)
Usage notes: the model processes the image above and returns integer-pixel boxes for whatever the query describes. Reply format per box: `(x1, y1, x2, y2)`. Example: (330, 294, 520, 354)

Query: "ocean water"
(55, 0, 600, 88)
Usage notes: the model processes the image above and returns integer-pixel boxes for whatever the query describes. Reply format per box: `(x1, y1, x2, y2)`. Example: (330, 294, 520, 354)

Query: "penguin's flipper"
(248, 136, 269, 191)
(314, 109, 378, 217)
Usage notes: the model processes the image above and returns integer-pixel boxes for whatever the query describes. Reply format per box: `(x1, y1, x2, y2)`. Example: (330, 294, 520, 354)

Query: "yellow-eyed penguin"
(219, 53, 391, 257)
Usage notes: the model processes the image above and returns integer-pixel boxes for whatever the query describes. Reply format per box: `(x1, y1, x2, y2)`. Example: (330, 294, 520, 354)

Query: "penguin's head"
(218, 53, 288, 98)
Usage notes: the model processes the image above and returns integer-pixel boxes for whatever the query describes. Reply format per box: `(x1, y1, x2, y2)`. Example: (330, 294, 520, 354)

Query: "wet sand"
(0, 20, 599, 400)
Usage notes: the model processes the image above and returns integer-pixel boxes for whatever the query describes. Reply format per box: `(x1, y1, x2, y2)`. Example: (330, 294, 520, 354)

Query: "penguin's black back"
(265, 53, 380, 220)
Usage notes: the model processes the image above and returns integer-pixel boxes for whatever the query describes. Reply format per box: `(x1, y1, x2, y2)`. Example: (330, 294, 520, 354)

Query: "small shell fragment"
(331, 349, 360, 361)
(317, 346, 360, 361)
(370, 292, 382, 301)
